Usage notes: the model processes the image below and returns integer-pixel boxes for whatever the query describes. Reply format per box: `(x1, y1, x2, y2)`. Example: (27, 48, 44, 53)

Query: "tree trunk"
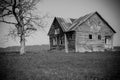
(20, 33, 25, 55)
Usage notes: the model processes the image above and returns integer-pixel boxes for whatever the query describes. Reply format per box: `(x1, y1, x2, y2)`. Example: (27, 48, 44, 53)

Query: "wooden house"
(48, 12, 116, 52)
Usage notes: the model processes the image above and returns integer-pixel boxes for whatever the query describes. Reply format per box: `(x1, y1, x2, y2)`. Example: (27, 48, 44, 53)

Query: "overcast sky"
(0, 0, 120, 47)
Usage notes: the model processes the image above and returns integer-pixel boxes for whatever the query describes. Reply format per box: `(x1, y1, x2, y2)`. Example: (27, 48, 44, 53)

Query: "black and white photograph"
(0, 0, 120, 80)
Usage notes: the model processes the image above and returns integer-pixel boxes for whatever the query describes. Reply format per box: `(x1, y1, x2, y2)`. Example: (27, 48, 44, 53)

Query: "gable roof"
(68, 12, 95, 31)
(48, 11, 116, 35)
(55, 12, 95, 32)
(69, 11, 116, 33)
(55, 17, 76, 31)
(47, 17, 76, 35)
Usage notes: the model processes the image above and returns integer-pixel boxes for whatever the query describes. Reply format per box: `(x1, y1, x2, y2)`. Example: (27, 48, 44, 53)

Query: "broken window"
(98, 35, 101, 40)
(55, 28, 60, 34)
(89, 34, 92, 39)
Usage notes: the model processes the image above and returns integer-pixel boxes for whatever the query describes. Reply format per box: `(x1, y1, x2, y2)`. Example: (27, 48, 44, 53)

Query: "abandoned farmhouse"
(48, 12, 116, 52)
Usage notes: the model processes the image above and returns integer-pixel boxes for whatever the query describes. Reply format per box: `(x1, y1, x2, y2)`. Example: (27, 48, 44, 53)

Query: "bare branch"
(0, 11, 12, 17)
(7, 27, 18, 40)
(0, 20, 17, 24)
(12, 0, 19, 23)
(0, 0, 48, 54)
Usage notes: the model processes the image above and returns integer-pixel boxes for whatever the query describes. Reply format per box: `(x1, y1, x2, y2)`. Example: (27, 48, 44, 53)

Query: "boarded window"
(98, 35, 101, 40)
(89, 34, 92, 39)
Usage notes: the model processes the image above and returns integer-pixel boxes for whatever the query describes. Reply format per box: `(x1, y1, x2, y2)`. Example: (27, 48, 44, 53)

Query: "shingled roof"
(51, 11, 116, 33)
(68, 12, 95, 31)
(55, 17, 76, 31)
(55, 12, 95, 32)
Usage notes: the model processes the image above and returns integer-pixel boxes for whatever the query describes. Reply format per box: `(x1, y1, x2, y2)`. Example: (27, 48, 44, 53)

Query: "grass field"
(0, 50, 120, 80)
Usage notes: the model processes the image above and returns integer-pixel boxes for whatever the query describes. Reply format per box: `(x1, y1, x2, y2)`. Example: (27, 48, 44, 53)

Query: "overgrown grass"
(0, 51, 120, 80)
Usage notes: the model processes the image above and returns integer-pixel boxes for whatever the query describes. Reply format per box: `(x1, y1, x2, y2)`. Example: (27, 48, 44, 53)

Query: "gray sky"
(0, 0, 120, 47)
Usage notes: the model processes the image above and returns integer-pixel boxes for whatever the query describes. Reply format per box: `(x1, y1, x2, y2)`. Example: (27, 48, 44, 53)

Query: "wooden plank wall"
(75, 14, 114, 52)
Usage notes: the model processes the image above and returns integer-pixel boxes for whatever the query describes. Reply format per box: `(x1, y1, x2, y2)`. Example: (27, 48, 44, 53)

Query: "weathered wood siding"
(49, 18, 65, 50)
(75, 14, 114, 52)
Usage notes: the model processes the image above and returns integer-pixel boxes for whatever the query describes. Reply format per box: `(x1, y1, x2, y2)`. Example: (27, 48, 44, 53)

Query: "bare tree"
(0, 0, 46, 54)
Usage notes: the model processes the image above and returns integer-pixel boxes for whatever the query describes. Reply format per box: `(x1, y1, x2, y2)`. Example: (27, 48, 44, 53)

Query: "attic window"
(89, 34, 92, 39)
(55, 28, 60, 34)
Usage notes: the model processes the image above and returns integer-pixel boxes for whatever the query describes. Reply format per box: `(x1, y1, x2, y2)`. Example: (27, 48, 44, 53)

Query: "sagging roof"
(55, 17, 76, 31)
(68, 12, 95, 31)
(55, 12, 95, 32)
(69, 11, 116, 33)
(51, 11, 116, 33)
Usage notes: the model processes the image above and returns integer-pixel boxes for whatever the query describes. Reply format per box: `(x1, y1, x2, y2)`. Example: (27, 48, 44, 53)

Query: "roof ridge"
(55, 11, 98, 32)
(72, 11, 96, 24)
(68, 11, 97, 31)
(55, 17, 75, 31)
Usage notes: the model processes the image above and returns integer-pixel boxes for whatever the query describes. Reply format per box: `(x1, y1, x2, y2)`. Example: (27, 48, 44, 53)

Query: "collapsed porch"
(49, 31, 75, 52)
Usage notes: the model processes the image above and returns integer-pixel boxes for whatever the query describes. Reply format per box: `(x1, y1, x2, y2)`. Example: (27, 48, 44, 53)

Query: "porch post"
(111, 35, 114, 50)
(64, 33, 68, 53)
(75, 32, 78, 52)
